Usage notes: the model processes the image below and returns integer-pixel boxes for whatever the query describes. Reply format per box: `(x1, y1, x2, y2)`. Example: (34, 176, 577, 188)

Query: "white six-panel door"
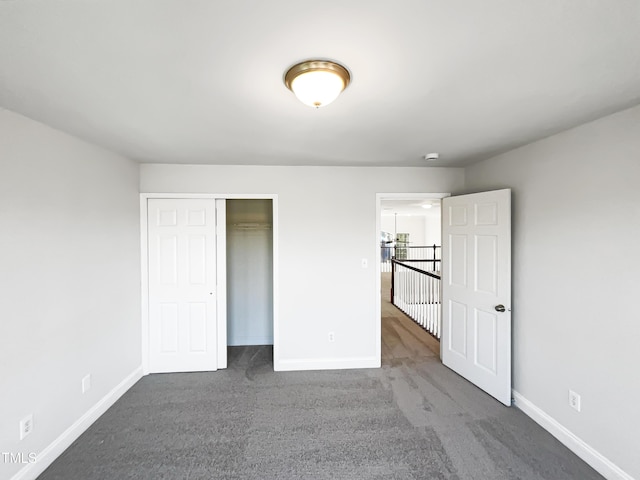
(441, 189, 512, 405)
(148, 199, 217, 373)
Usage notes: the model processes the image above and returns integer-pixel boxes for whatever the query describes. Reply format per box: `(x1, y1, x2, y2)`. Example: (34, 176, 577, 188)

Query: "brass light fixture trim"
(284, 60, 351, 108)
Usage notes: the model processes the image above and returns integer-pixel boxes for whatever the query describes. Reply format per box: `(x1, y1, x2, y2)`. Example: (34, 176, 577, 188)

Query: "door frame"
(140, 193, 279, 374)
(375, 192, 450, 362)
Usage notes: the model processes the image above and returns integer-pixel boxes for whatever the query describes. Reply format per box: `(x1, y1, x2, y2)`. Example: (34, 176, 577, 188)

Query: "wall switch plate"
(361, 258, 368, 268)
(82, 374, 91, 394)
(328, 332, 335, 342)
(20, 414, 33, 440)
(568, 390, 581, 412)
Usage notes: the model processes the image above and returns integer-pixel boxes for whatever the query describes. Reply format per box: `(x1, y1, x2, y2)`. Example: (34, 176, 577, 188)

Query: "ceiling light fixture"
(284, 60, 351, 108)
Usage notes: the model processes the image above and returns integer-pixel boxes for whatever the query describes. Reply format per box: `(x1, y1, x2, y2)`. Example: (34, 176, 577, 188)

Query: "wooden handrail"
(391, 259, 441, 279)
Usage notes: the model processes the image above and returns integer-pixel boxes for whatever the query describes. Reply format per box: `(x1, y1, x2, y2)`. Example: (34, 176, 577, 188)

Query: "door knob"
(495, 304, 506, 312)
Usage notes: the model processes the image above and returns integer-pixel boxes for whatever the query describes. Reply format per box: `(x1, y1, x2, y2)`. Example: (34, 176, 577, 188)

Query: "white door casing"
(441, 189, 512, 405)
(148, 198, 217, 373)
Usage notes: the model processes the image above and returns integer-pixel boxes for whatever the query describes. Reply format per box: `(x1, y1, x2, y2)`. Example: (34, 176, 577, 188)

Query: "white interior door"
(441, 189, 511, 405)
(148, 198, 217, 373)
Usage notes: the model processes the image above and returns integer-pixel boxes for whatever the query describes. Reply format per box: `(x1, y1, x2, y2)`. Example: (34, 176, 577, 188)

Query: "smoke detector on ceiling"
(424, 153, 440, 161)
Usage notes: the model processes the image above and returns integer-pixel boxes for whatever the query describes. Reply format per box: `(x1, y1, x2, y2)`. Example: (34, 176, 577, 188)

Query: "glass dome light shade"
(291, 70, 345, 108)
(285, 60, 351, 108)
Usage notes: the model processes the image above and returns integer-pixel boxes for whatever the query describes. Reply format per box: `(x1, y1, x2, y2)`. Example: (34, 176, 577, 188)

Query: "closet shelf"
(230, 222, 272, 231)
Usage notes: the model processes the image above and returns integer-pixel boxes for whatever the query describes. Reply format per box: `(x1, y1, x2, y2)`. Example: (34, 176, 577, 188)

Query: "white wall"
(141, 165, 464, 369)
(423, 213, 441, 247)
(380, 209, 441, 248)
(0, 109, 141, 480)
(380, 215, 426, 244)
(463, 105, 640, 479)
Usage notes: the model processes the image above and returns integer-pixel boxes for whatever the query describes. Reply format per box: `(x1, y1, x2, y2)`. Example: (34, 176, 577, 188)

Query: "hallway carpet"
(38, 342, 603, 480)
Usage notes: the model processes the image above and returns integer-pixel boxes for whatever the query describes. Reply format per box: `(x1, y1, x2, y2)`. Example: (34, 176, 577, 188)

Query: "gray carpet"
(38, 345, 603, 480)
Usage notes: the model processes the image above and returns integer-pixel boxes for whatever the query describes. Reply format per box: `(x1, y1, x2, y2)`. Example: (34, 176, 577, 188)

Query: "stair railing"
(391, 258, 442, 339)
(381, 244, 440, 272)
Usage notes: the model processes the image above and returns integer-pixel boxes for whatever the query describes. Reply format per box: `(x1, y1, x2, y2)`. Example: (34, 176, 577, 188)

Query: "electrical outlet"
(328, 332, 335, 342)
(82, 374, 91, 394)
(568, 390, 581, 412)
(19, 414, 33, 440)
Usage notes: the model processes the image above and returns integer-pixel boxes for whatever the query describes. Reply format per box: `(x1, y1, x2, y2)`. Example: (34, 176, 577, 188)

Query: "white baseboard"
(512, 390, 634, 480)
(11, 366, 144, 480)
(275, 356, 380, 371)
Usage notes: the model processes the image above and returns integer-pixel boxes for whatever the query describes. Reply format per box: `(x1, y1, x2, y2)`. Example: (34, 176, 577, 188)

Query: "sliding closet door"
(147, 198, 217, 373)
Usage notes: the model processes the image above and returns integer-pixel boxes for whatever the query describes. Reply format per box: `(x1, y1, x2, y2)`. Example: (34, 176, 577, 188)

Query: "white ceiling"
(381, 199, 441, 217)
(1, 1, 639, 168)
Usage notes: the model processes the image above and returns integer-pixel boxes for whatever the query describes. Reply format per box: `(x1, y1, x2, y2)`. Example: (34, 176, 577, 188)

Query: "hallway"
(381, 272, 440, 363)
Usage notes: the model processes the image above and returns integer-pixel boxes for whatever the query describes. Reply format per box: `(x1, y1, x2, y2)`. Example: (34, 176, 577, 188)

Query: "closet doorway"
(141, 194, 278, 374)
(226, 199, 274, 347)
